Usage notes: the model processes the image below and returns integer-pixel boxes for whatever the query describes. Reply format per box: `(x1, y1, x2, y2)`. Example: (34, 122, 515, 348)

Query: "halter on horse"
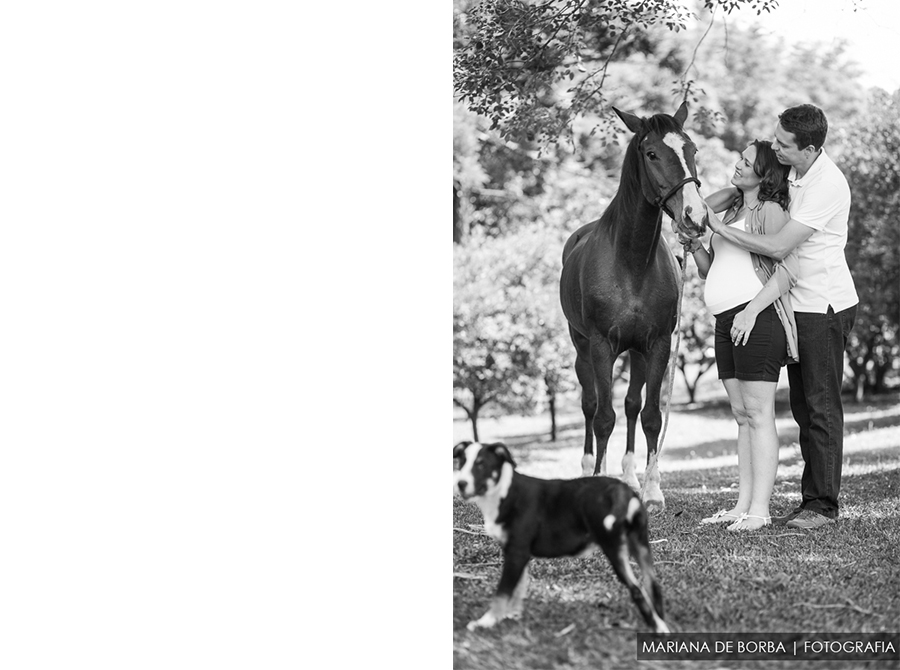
(559, 102, 707, 511)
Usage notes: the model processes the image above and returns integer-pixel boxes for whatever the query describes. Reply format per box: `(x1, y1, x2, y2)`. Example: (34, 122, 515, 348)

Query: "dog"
(453, 440, 669, 633)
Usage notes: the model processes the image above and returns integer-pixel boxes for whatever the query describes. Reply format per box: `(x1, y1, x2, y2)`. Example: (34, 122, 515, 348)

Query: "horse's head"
(614, 102, 708, 239)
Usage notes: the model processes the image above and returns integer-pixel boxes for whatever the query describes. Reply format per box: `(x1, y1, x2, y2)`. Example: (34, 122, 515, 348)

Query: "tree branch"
(680, 5, 718, 98)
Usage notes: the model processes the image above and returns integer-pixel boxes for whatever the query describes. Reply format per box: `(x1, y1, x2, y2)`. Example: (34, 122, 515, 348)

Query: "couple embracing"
(682, 104, 858, 532)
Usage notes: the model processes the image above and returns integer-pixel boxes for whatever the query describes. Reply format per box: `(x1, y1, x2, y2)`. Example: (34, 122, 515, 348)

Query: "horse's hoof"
(581, 454, 596, 478)
(622, 473, 641, 492)
(643, 497, 666, 514)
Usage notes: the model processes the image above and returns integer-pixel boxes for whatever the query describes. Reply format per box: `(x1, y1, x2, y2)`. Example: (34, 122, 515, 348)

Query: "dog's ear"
(453, 441, 471, 466)
(485, 442, 515, 468)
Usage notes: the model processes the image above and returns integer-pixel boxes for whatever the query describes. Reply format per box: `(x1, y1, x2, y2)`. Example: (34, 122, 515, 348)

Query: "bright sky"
(727, 0, 900, 92)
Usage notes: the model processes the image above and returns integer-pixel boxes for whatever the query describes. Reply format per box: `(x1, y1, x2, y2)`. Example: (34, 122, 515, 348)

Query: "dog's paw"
(466, 611, 498, 631)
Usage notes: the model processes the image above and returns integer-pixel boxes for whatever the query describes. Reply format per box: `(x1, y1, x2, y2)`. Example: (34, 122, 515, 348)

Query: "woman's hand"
(704, 202, 725, 233)
(731, 308, 757, 346)
(677, 234, 702, 254)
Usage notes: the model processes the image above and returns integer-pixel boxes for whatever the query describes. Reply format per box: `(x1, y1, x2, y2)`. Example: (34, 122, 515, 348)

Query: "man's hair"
(778, 104, 828, 151)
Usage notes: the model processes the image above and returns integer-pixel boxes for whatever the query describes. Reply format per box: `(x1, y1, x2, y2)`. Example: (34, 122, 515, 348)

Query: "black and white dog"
(454, 441, 669, 633)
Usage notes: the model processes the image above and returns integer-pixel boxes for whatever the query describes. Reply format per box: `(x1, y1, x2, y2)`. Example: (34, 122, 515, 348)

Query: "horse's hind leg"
(639, 337, 671, 512)
(570, 326, 598, 477)
(621, 351, 645, 492)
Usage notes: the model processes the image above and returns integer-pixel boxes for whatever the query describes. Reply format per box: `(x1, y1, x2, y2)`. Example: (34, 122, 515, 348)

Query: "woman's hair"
(736, 139, 790, 211)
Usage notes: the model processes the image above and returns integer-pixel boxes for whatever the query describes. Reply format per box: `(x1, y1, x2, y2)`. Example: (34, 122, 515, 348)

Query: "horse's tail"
(657, 249, 685, 458)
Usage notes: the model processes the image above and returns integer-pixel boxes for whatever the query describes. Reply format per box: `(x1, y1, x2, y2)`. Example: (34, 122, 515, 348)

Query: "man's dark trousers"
(787, 304, 858, 519)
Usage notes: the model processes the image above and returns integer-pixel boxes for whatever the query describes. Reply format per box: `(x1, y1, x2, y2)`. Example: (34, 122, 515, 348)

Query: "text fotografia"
(636, 632, 899, 661)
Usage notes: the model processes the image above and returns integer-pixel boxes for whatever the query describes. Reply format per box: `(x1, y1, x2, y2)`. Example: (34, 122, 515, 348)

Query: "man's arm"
(705, 204, 814, 260)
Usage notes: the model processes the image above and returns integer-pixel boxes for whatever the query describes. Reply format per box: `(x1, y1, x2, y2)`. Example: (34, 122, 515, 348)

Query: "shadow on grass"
(492, 392, 900, 470)
(662, 408, 900, 459)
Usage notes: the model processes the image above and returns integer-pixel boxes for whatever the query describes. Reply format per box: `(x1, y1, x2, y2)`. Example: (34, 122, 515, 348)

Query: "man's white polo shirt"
(787, 149, 859, 313)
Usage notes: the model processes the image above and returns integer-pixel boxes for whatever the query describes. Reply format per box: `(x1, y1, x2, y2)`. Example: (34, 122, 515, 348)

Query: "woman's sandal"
(726, 513, 771, 532)
(700, 509, 743, 525)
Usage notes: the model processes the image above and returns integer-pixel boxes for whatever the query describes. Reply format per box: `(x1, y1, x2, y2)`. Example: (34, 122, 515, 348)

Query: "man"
(704, 104, 858, 530)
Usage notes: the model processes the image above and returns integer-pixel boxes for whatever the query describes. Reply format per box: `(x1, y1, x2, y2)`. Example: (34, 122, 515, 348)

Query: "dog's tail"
(624, 497, 666, 624)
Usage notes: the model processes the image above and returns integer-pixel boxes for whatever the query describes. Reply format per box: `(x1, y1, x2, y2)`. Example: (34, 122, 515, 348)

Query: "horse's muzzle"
(679, 205, 708, 239)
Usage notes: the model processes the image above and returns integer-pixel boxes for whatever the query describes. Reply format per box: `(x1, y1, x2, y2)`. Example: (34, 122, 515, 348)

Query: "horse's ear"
(673, 101, 689, 126)
(613, 107, 643, 134)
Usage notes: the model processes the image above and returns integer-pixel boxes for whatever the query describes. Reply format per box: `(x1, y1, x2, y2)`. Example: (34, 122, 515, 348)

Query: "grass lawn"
(452, 391, 900, 670)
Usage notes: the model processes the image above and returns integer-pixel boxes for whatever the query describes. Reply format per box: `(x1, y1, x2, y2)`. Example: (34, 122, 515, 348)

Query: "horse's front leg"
(621, 351, 645, 492)
(639, 337, 671, 512)
(570, 326, 598, 477)
(589, 336, 617, 477)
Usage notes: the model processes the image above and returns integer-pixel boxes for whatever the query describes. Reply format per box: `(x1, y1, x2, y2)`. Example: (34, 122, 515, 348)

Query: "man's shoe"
(771, 507, 803, 526)
(786, 509, 835, 529)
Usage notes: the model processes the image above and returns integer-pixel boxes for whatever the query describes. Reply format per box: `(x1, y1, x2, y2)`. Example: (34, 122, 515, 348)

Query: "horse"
(559, 102, 707, 512)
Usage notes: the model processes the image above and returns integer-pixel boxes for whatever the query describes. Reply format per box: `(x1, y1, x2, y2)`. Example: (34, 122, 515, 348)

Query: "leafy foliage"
(454, 0, 779, 147)
(841, 89, 900, 396)
(453, 224, 577, 439)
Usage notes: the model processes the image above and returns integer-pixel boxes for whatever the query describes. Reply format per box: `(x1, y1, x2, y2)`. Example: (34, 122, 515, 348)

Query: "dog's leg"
(627, 531, 666, 630)
(600, 536, 670, 634)
(507, 564, 530, 619)
(467, 552, 530, 631)
(624, 502, 667, 630)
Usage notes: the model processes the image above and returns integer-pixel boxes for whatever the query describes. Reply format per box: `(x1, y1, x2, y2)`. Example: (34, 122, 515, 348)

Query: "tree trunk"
(468, 397, 482, 442)
(453, 181, 464, 244)
(455, 396, 482, 441)
(678, 365, 697, 404)
(848, 355, 869, 402)
(548, 391, 557, 441)
(873, 360, 889, 394)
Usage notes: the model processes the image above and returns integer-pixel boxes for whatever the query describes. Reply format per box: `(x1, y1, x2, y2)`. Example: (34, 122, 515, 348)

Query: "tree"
(454, 0, 780, 147)
(840, 88, 900, 398)
(453, 224, 577, 440)
(502, 224, 578, 439)
(453, 240, 535, 440)
(454, 102, 488, 243)
(658, 10, 867, 151)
